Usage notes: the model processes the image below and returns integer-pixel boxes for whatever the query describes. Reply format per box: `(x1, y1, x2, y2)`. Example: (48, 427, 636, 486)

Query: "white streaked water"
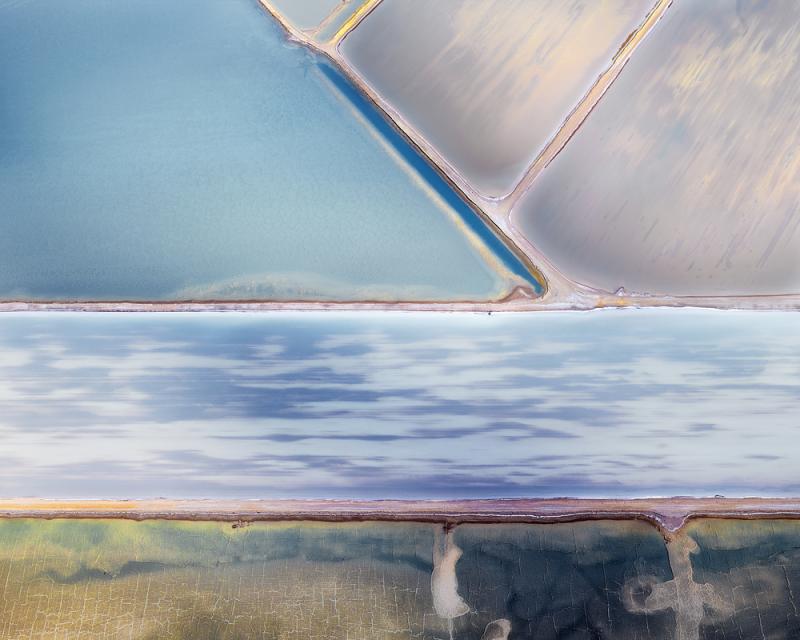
(0, 308, 797, 499)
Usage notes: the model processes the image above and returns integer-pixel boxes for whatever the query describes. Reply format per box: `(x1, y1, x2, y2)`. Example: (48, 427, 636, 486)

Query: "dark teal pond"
(0, 0, 529, 301)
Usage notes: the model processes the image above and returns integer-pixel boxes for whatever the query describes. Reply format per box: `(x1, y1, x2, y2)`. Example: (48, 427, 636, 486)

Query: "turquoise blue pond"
(0, 0, 529, 301)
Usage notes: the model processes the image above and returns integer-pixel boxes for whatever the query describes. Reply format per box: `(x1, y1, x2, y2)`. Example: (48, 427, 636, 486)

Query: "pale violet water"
(1, 308, 798, 499)
(0, 0, 531, 301)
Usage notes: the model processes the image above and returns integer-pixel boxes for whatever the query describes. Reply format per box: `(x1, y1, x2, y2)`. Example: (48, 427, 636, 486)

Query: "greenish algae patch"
(0, 519, 440, 639)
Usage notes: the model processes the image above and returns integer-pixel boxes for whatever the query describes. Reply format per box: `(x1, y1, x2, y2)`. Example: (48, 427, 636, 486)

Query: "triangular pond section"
(0, 0, 537, 303)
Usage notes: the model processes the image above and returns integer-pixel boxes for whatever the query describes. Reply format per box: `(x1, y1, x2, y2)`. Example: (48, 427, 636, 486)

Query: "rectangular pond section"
(0, 0, 531, 302)
(0, 308, 798, 499)
(511, 0, 800, 296)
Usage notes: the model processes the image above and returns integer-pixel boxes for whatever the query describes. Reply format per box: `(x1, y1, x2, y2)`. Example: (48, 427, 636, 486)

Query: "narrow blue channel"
(317, 62, 540, 289)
